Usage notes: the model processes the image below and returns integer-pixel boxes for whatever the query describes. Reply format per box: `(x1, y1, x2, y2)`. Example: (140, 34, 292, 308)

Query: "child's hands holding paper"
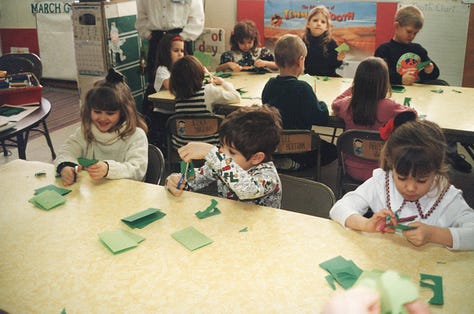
(178, 142, 214, 162)
(86, 161, 109, 180)
(165, 173, 186, 196)
(60, 165, 82, 186)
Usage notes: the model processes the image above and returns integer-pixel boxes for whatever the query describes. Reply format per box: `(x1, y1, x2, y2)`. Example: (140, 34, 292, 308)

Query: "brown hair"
(302, 6, 333, 56)
(155, 34, 184, 70)
(230, 20, 260, 53)
(274, 34, 307, 68)
(395, 5, 424, 29)
(169, 55, 204, 99)
(380, 119, 448, 182)
(81, 74, 148, 143)
(349, 57, 391, 126)
(219, 105, 282, 162)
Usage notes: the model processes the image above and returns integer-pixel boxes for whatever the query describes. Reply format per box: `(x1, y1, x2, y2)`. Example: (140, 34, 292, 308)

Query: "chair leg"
(461, 143, 474, 160)
(41, 121, 56, 159)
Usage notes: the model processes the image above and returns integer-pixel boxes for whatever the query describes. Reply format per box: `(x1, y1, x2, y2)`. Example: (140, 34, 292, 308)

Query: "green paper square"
(171, 226, 213, 251)
(34, 184, 72, 196)
(335, 42, 350, 53)
(77, 157, 99, 167)
(319, 256, 362, 289)
(98, 229, 145, 254)
(29, 190, 66, 210)
(121, 208, 166, 229)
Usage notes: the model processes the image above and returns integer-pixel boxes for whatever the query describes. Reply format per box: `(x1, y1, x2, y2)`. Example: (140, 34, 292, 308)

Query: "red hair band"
(172, 35, 183, 41)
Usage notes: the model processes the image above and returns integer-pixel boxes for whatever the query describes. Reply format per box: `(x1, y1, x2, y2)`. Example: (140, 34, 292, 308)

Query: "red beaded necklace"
(384, 172, 449, 219)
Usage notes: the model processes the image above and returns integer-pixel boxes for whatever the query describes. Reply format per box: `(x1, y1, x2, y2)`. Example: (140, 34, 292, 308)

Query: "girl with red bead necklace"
(330, 119, 474, 250)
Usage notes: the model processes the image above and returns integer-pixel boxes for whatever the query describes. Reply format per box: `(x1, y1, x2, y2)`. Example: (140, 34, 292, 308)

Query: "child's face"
(394, 24, 420, 44)
(307, 12, 328, 37)
(238, 38, 255, 53)
(220, 143, 253, 170)
(91, 109, 120, 132)
(170, 41, 185, 64)
(392, 170, 436, 201)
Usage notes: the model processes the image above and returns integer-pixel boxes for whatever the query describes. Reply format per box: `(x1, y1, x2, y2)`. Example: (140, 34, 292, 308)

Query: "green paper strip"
(77, 157, 99, 167)
(416, 60, 431, 70)
(430, 88, 443, 93)
(239, 227, 248, 232)
(420, 273, 444, 305)
(122, 208, 166, 229)
(393, 224, 417, 230)
(171, 226, 213, 251)
(215, 71, 232, 78)
(325, 275, 337, 290)
(34, 184, 72, 196)
(180, 160, 195, 180)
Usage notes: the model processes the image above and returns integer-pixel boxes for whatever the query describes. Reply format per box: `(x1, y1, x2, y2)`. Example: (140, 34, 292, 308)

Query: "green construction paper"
(35, 170, 46, 177)
(430, 88, 444, 93)
(77, 157, 99, 167)
(215, 71, 232, 78)
(236, 88, 248, 95)
(98, 229, 145, 254)
(0, 106, 25, 117)
(29, 190, 66, 210)
(319, 256, 363, 289)
(34, 184, 72, 196)
(61, 308, 67, 314)
(335, 42, 350, 53)
(393, 224, 417, 230)
(356, 270, 418, 314)
(451, 89, 461, 93)
(122, 208, 166, 229)
(392, 85, 406, 93)
(316, 76, 329, 81)
(171, 226, 213, 251)
(194, 51, 211, 67)
(403, 97, 411, 107)
(416, 60, 431, 70)
(180, 160, 195, 180)
(420, 273, 444, 305)
(195, 198, 221, 219)
(325, 275, 337, 290)
(239, 227, 248, 232)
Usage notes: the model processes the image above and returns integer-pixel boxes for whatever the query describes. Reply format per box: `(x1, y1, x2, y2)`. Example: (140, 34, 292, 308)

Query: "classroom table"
(148, 73, 474, 143)
(1, 159, 473, 313)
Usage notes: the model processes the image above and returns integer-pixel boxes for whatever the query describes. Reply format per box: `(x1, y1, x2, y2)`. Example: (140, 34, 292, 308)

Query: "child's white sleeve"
(204, 81, 241, 111)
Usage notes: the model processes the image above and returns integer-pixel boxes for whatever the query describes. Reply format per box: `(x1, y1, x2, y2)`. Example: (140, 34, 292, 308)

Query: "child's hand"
(178, 142, 214, 162)
(229, 62, 243, 72)
(165, 173, 186, 196)
(212, 77, 223, 85)
(402, 221, 432, 247)
(337, 51, 346, 61)
(60, 166, 78, 186)
(422, 62, 434, 74)
(401, 69, 417, 85)
(368, 209, 396, 233)
(254, 59, 267, 68)
(85, 161, 108, 179)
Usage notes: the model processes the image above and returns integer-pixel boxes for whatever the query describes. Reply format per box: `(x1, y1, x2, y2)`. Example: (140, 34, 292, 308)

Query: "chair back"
(0, 53, 42, 79)
(144, 144, 165, 185)
(165, 113, 223, 171)
(274, 129, 321, 181)
(336, 129, 384, 198)
(279, 174, 335, 218)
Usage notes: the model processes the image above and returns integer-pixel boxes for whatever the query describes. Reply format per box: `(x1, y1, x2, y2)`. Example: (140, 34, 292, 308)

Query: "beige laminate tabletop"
(1, 159, 473, 313)
(149, 73, 474, 140)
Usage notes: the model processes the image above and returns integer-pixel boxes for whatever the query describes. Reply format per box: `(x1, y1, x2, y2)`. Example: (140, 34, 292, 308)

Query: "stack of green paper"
(171, 226, 213, 251)
(319, 255, 363, 289)
(121, 208, 166, 229)
(34, 184, 72, 196)
(29, 190, 67, 210)
(98, 229, 145, 254)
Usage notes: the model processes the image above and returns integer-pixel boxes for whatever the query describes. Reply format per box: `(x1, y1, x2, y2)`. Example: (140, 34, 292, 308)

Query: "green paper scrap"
(451, 89, 462, 93)
(316, 76, 329, 81)
(436, 261, 447, 264)
(239, 227, 248, 232)
(335, 42, 350, 53)
(122, 208, 166, 229)
(195, 198, 221, 219)
(430, 88, 444, 93)
(393, 223, 417, 230)
(325, 274, 337, 290)
(420, 273, 444, 305)
(35, 170, 46, 177)
(34, 184, 72, 196)
(416, 60, 431, 70)
(77, 157, 99, 167)
(180, 160, 195, 180)
(319, 256, 363, 289)
(29, 190, 66, 210)
(98, 229, 145, 254)
(171, 226, 213, 251)
(61, 308, 67, 314)
(356, 270, 418, 314)
(403, 97, 411, 107)
(215, 71, 232, 78)
(194, 51, 212, 67)
(0, 106, 25, 117)
(236, 88, 248, 95)
(392, 85, 406, 93)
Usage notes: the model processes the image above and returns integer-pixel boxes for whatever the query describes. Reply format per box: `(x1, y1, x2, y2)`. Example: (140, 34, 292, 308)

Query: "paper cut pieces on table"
(335, 42, 350, 53)
(29, 190, 67, 210)
(77, 157, 99, 167)
(420, 273, 444, 305)
(319, 255, 362, 289)
(34, 184, 72, 196)
(98, 229, 145, 254)
(171, 226, 213, 251)
(121, 208, 166, 229)
(416, 60, 431, 70)
(215, 71, 232, 78)
(195, 198, 221, 219)
(0, 105, 25, 117)
(236, 88, 247, 95)
(451, 89, 461, 93)
(194, 51, 211, 67)
(239, 227, 248, 232)
(61, 308, 67, 314)
(403, 97, 411, 107)
(35, 170, 46, 177)
(325, 275, 337, 290)
(383, 215, 417, 231)
(356, 269, 418, 314)
(392, 85, 406, 93)
(430, 88, 443, 93)
(316, 76, 329, 81)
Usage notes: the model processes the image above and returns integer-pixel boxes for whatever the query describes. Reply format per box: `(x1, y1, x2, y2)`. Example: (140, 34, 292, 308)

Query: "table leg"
(41, 121, 56, 159)
(16, 132, 27, 160)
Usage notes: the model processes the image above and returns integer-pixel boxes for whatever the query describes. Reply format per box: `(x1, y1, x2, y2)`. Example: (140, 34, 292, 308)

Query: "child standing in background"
(330, 119, 474, 250)
(169, 55, 240, 149)
(262, 34, 336, 169)
(216, 20, 278, 72)
(303, 6, 345, 77)
(165, 105, 283, 208)
(54, 69, 149, 185)
(332, 56, 416, 181)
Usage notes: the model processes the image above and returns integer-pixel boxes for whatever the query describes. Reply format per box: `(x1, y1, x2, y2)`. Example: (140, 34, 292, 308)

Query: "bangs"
(393, 148, 436, 177)
(87, 87, 121, 111)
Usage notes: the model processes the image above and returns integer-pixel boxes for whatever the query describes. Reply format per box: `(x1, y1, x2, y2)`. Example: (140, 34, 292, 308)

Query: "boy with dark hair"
(165, 105, 283, 208)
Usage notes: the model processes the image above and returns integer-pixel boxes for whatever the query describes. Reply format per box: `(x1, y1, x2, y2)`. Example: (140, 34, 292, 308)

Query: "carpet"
(42, 86, 81, 134)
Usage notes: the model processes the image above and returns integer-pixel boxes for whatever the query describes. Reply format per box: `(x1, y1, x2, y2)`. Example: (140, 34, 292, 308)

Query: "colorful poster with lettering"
(194, 28, 226, 71)
(264, 1, 376, 59)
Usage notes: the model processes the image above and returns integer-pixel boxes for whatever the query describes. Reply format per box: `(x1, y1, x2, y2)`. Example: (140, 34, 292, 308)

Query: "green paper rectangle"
(77, 157, 99, 167)
(98, 229, 145, 254)
(416, 60, 431, 70)
(171, 226, 213, 251)
(34, 184, 72, 196)
(394, 224, 417, 230)
(122, 208, 166, 229)
(335, 42, 350, 53)
(392, 85, 406, 93)
(29, 190, 66, 210)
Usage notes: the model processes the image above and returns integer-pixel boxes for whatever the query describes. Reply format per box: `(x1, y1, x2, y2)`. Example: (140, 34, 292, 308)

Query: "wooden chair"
(336, 129, 384, 199)
(165, 113, 223, 171)
(279, 174, 335, 218)
(144, 144, 165, 185)
(274, 129, 321, 181)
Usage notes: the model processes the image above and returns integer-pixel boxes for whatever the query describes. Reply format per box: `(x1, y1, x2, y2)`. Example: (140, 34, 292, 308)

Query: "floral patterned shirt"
(220, 48, 274, 67)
